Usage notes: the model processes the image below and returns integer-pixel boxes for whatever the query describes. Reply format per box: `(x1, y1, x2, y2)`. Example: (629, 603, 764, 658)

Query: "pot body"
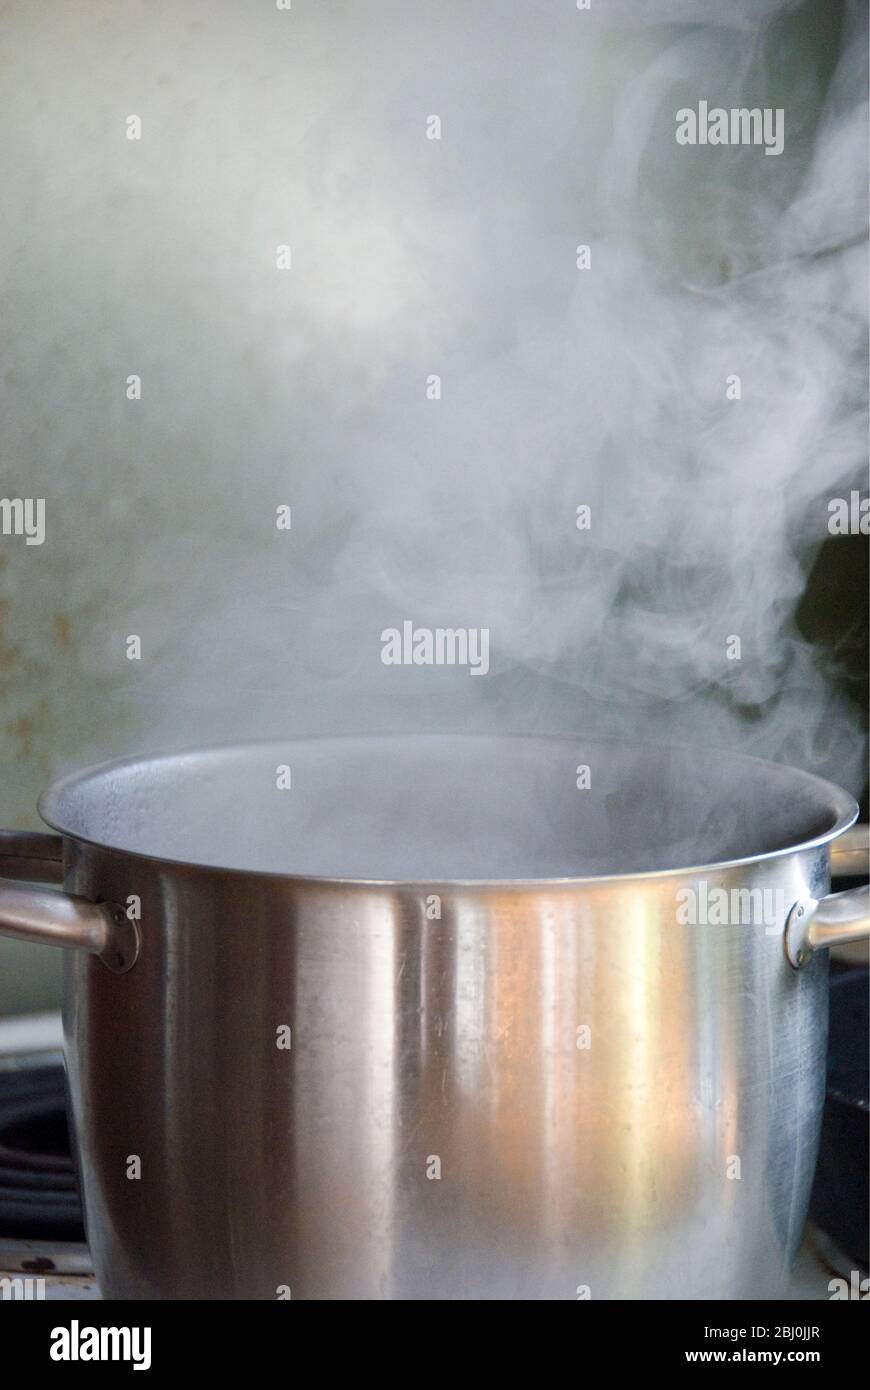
(61, 835, 830, 1300)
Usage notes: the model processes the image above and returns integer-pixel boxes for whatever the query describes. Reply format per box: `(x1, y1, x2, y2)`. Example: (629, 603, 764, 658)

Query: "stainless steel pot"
(0, 736, 867, 1300)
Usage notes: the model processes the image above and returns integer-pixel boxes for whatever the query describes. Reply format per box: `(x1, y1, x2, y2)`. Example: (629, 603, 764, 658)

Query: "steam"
(2, 0, 866, 798)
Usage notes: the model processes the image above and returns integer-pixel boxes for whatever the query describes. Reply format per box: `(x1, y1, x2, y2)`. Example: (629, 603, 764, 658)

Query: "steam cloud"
(2, 0, 866, 798)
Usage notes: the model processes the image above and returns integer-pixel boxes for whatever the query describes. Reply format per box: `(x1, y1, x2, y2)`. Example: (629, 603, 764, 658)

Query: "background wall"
(1, 0, 866, 1009)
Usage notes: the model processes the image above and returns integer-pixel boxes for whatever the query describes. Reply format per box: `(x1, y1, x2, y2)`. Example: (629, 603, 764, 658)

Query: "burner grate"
(0, 1066, 85, 1242)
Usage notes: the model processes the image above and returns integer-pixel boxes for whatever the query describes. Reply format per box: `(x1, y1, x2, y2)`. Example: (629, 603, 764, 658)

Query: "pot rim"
(37, 733, 860, 888)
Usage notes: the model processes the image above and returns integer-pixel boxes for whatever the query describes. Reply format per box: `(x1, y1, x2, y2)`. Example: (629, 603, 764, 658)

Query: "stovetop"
(0, 1012, 98, 1299)
(0, 1063, 83, 1242)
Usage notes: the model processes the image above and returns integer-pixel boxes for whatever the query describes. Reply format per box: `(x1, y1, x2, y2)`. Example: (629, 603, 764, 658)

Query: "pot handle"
(785, 824, 869, 969)
(0, 829, 138, 974)
(829, 824, 870, 877)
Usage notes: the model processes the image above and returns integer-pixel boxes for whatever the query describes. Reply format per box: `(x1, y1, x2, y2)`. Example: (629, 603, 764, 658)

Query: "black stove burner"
(0, 1065, 85, 1241)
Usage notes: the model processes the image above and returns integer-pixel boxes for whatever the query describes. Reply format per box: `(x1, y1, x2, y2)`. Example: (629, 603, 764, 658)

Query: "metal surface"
(0, 830, 63, 885)
(0, 874, 137, 975)
(0, 737, 867, 1299)
(829, 824, 870, 877)
(785, 886, 870, 968)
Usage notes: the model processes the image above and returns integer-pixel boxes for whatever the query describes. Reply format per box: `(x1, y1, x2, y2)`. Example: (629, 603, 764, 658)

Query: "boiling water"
(41, 737, 852, 880)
